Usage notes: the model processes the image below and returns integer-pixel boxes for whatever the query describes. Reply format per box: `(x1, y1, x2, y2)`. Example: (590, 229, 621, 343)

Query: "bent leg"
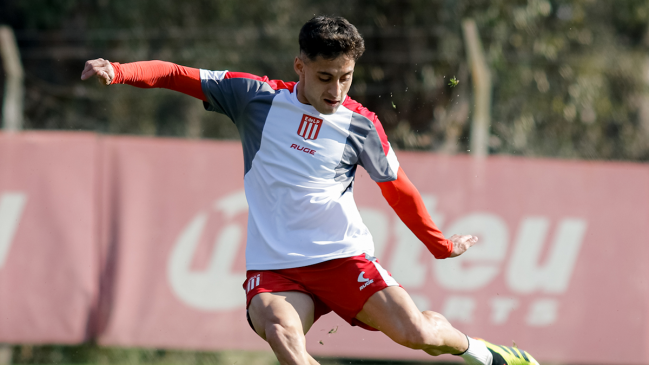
(248, 291, 319, 365)
(355, 286, 468, 356)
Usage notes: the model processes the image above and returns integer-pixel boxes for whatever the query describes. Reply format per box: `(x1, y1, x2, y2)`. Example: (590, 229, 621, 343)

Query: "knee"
(265, 321, 305, 347)
(396, 311, 447, 350)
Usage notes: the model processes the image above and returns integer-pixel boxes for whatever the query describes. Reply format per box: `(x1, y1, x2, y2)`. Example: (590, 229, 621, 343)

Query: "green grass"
(6, 343, 458, 365)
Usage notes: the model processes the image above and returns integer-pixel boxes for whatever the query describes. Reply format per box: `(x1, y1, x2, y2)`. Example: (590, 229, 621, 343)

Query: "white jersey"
(200, 70, 400, 270)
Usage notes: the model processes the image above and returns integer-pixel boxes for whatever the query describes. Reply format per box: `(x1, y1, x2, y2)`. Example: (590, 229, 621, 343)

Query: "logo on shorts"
(246, 274, 261, 293)
(297, 114, 323, 140)
(358, 271, 374, 291)
(358, 272, 370, 283)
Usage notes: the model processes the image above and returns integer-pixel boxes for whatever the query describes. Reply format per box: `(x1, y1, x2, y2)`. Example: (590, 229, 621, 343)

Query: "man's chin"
(315, 103, 339, 115)
(316, 105, 340, 114)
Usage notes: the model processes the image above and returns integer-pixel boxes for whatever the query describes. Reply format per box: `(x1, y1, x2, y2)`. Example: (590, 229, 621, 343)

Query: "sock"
(458, 337, 493, 365)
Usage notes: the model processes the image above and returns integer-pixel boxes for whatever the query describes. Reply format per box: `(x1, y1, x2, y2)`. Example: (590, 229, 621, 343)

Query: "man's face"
(294, 54, 355, 114)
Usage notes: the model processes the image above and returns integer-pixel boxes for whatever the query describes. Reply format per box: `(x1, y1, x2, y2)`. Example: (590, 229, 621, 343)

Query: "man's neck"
(295, 82, 310, 105)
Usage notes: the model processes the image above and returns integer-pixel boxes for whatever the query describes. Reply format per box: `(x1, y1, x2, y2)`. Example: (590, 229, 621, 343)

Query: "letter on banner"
(0, 192, 27, 269)
(442, 296, 475, 323)
(167, 190, 247, 310)
(490, 297, 519, 325)
(526, 298, 558, 326)
(434, 213, 508, 291)
(507, 218, 587, 294)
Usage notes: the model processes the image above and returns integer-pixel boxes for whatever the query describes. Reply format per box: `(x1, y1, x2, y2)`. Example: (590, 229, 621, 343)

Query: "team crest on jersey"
(297, 114, 323, 140)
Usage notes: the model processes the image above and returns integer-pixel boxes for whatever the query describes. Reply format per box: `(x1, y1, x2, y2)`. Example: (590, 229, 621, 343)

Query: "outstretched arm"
(377, 167, 478, 258)
(80, 58, 206, 101)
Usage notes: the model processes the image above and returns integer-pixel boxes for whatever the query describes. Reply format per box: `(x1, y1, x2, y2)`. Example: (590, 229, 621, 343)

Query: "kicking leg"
(356, 286, 539, 365)
(248, 291, 320, 365)
(355, 286, 469, 356)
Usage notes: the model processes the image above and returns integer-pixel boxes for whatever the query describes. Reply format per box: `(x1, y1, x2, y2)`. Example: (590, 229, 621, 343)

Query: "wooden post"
(462, 19, 492, 158)
(0, 25, 21, 364)
(639, 57, 649, 137)
(0, 344, 11, 365)
(0, 26, 24, 132)
(439, 63, 470, 154)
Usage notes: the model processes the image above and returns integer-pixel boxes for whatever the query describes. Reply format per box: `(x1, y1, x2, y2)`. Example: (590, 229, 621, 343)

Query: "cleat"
(476, 338, 540, 365)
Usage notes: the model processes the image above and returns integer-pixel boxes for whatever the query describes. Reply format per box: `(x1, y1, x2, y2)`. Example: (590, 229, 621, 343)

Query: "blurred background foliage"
(2, 0, 649, 160)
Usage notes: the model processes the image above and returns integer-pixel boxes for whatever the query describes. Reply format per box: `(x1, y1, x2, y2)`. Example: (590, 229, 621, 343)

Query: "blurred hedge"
(1, 0, 649, 160)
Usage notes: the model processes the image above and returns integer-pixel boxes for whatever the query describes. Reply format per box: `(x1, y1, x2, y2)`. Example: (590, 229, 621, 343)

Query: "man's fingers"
(455, 235, 473, 243)
(80, 59, 112, 84)
(81, 63, 103, 81)
(80, 62, 96, 80)
(80, 69, 96, 80)
(459, 235, 478, 245)
(448, 234, 479, 258)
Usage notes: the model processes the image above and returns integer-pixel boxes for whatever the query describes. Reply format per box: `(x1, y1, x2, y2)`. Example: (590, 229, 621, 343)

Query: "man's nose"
(328, 80, 342, 97)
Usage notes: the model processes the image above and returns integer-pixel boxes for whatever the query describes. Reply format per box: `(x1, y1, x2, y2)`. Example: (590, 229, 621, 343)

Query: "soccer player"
(81, 15, 539, 365)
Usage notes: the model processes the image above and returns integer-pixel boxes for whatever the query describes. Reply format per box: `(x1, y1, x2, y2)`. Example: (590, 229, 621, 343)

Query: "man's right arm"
(80, 58, 207, 101)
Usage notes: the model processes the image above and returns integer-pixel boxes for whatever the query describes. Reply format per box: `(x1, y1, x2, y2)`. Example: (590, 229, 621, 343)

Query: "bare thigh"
(355, 286, 467, 355)
(355, 286, 423, 338)
(248, 291, 316, 340)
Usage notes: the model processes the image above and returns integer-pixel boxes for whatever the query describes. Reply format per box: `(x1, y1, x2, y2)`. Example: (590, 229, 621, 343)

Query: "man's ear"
(294, 56, 305, 77)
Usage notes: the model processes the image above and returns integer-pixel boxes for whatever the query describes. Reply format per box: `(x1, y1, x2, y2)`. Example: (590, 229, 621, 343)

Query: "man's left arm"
(348, 102, 477, 258)
(376, 167, 477, 258)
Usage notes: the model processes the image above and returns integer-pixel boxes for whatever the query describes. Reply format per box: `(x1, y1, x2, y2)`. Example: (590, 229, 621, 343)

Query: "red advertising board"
(95, 137, 649, 364)
(308, 155, 649, 364)
(1, 132, 647, 363)
(97, 137, 255, 349)
(0, 132, 99, 344)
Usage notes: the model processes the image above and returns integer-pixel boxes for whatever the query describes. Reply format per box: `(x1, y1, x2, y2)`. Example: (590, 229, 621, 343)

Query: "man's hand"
(448, 234, 478, 257)
(81, 58, 115, 85)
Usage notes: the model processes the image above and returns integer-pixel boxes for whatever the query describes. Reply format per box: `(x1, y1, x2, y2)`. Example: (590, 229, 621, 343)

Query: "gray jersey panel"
(201, 74, 278, 175)
(333, 114, 366, 189)
(361, 125, 397, 182)
(352, 113, 397, 182)
(201, 75, 268, 120)
(237, 92, 277, 175)
(333, 112, 397, 187)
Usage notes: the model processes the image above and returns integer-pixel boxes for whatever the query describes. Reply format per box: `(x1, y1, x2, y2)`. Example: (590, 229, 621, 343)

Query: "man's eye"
(319, 78, 331, 82)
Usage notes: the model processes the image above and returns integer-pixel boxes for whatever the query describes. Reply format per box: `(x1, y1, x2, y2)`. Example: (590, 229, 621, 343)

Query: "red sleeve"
(377, 167, 453, 259)
(224, 72, 296, 92)
(110, 61, 206, 101)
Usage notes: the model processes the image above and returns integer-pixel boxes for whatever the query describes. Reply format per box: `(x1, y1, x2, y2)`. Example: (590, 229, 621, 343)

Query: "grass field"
(5, 344, 459, 365)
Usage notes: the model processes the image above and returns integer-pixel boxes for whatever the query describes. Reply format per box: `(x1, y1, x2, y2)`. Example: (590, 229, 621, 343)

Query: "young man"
(81, 15, 538, 365)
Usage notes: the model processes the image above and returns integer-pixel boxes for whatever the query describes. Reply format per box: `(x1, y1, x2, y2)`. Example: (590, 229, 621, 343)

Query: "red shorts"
(243, 253, 401, 331)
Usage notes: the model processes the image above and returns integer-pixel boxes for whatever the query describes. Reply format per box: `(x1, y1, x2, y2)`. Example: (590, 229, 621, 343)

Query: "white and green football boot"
(477, 339, 540, 365)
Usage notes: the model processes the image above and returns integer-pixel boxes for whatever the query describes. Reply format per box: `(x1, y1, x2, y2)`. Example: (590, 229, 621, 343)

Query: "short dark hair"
(299, 16, 365, 61)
